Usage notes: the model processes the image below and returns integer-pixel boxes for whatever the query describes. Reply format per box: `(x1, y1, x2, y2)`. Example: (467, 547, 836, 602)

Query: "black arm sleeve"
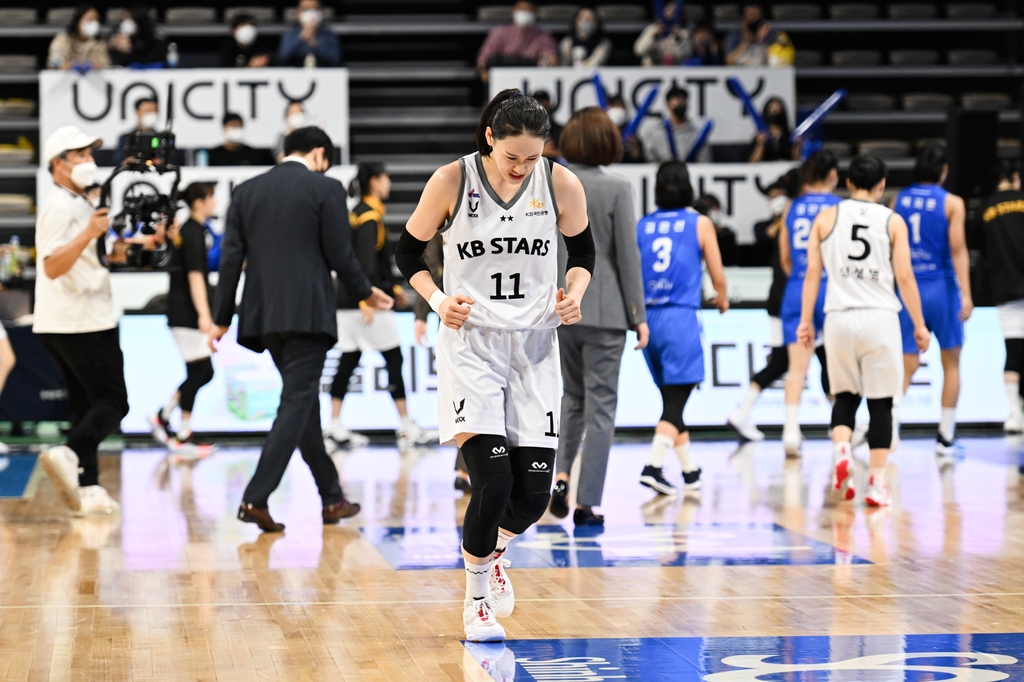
(563, 224, 596, 275)
(395, 229, 431, 282)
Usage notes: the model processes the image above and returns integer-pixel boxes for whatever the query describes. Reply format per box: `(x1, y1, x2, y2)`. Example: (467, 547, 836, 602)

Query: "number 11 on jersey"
(490, 272, 525, 300)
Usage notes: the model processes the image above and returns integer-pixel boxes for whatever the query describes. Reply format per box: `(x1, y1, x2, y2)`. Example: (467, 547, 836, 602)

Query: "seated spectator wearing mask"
(476, 1, 557, 81)
(559, 7, 611, 67)
(208, 113, 275, 166)
(634, 1, 692, 66)
(221, 14, 271, 68)
(637, 87, 711, 163)
(607, 96, 644, 163)
(695, 194, 737, 266)
(748, 97, 798, 162)
(48, 4, 110, 70)
(114, 96, 159, 165)
(277, 0, 341, 67)
(275, 101, 308, 161)
(685, 23, 723, 66)
(108, 5, 167, 67)
(726, 4, 776, 66)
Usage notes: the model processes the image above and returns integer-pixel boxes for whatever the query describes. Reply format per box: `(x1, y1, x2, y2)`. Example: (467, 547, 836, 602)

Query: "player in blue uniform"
(891, 145, 972, 455)
(636, 162, 728, 496)
(776, 151, 841, 454)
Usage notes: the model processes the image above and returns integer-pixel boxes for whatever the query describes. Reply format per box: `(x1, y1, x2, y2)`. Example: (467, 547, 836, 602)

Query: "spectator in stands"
(208, 113, 275, 166)
(47, 5, 110, 71)
(748, 97, 798, 162)
(695, 194, 738, 265)
(685, 23, 723, 66)
(109, 6, 167, 67)
(637, 87, 711, 163)
(275, 101, 308, 161)
(726, 5, 775, 66)
(532, 90, 563, 160)
(276, 0, 341, 67)
(476, 1, 558, 80)
(220, 14, 271, 68)
(634, 1, 692, 66)
(113, 97, 159, 166)
(607, 95, 644, 163)
(559, 7, 611, 67)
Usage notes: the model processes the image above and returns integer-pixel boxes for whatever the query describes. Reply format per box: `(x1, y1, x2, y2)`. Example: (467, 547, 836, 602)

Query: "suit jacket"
(557, 164, 646, 330)
(214, 160, 373, 352)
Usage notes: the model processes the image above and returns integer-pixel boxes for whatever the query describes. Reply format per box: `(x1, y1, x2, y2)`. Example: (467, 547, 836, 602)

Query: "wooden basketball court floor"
(1, 434, 1023, 680)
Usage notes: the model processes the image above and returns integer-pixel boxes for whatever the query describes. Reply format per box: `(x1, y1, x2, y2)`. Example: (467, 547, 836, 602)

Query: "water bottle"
(167, 42, 179, 68)
(196, 149, 209, 167)
(9, 236, 20, 278)
(304, 53, 317, 69)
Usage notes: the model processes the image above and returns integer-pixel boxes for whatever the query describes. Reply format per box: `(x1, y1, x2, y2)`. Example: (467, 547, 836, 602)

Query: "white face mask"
(512, 10, 536, 27)
(67, 160, 97, 190)
(120, 18, 137, 36)
(234, 24, 257, 46)
(286, 112, 306, 129)
(140, 112, 158, 130)
(225, 127, 245, 144)
(576, 19, 596, 38)
(299, 9, 323, 26)
(709, 209, 722, 225)
(769, 195, 788, 216)
(80, 20, 100, 39)
(606, 107, 628, 127)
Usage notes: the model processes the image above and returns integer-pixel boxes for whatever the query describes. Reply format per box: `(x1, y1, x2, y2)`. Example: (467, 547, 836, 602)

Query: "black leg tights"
(177, 358, 214, 412)
(330, 351, 362, 401)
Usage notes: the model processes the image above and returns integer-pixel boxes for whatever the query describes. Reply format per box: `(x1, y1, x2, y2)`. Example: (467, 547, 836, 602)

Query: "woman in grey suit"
(550, 107, 649, 525)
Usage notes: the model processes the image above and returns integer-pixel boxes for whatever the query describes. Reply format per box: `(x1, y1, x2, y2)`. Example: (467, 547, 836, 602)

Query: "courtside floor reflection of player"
(798, 155, 928, 507)
(395, 89, 593, 642)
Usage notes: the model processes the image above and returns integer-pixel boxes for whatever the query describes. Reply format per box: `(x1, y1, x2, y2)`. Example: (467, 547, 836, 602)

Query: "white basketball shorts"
(436, 323, 560, 449)
(823, 308, 903, 399)
(998, 299, 1024, 339)
(336, 309, 401, 353)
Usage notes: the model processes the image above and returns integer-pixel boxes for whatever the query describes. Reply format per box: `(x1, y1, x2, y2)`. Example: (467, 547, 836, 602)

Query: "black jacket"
(214, 160, 373, 352)
(336, 196, 394, 309)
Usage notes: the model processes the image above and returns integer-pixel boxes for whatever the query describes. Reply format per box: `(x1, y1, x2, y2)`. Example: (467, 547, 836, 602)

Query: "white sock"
(330, 416, 342, 431)
(400, 415, 415, 429)
(869, 467, 886, 485)
(1007, 382, 1021, 415)
(833, 440, 851, 462)
(494, 529, 515, 555)
(734, 386, 760, 420)
(674, 442, 697, 473)
(785, 404, 799, 430)
(939, 407, 956, 442)
(179, 415, 191, 434)
(465, 560, 493, 600)
(648, 434, 675, 468)
(161, 396, 178, 421)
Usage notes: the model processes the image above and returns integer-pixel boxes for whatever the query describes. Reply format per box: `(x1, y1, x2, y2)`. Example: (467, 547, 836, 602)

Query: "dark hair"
(184, 182, 216, 207)
(801, 149, 838, 185)
(608, 94, 626, 107)
(994, 158, 1021, 185)
(847, 154, 888, 190)
(127, 5, 157, 45)
(475, 89, 551, 156)
(779, 168, 802, 199)
(532, 89, 552, 104)
(694, 193, 721, 214)
(762, 96, 790, 134)
(284, 126, 335, 166)
(560, 107, 623, 166)
(222, 112, 243, 126)
(914, 144, 947, 183)
(665, 86, 688, 103)
(135, 96, 157, 112)
(284, 100, 303, 116)
(655, 161, 694, 209)
(232, 13, 256, 29)
(68, 4, 98, 39)
(348, 162, 387, 198)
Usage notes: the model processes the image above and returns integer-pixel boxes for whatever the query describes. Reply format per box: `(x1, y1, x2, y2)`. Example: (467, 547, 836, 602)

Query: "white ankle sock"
(735, 386, 760, 420)
(648, 434, 675, 468)
(1006, 382, 1020, 415)
(161, 396, 178, 421)
(785, 404, 799, 430)
(465, 560, 493, 600)
(494, 529, 515, 555)
(674, 442, 697, 473)
(179, 415, 191, 434)
(939, 407, 956, 442)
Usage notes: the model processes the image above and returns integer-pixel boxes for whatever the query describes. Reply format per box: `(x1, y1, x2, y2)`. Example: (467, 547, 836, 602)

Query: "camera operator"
(35, 126, 128, 516)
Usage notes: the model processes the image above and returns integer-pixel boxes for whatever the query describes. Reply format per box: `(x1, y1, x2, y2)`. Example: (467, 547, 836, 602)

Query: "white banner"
(608, 161, 796, 244)
(40, 68, 349, 163)
(489, 66, 795, 144)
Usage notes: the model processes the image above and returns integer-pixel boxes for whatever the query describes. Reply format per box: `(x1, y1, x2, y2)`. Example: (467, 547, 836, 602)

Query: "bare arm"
(188, 271, 212, 332)
(405, 161, 461, 303)
(946, 193, 973, 321)
(552, 163, 592, 307)
(890, 213, 927, 338)
(777, 203, 792, 276)
(697, 215, 728, 312)
(796, 208, 829, 345)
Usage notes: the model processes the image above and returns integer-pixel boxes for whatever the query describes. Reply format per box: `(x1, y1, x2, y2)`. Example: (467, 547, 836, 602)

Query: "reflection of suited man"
(210, 126, 393, 532)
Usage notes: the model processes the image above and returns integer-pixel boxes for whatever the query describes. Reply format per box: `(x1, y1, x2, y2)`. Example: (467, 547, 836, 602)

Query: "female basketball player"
(395, 89, 593, 642)
(637, 162, 728, 496)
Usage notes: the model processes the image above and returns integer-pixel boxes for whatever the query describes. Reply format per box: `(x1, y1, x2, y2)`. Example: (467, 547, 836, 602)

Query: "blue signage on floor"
(366, 523, 868, 570)
(465, 633, 1024, 681)
(0, 454, 36, 498)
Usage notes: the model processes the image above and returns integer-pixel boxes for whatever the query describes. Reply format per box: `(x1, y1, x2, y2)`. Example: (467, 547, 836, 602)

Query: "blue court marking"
(365, 523, 868, 570)
(464, 633, 1024, 681)
(0, 454, 36, 498)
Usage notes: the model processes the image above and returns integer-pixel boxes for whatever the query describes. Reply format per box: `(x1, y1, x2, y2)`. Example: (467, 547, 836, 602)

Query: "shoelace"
(476, 598, 498, 622)
(491, 559, 511, 591)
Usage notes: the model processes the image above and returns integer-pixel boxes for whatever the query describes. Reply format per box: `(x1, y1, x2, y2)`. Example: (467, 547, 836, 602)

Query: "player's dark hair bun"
(475, 89, 552, 156)
(801, 149, 838, 185)
(655, 161, 695, 210)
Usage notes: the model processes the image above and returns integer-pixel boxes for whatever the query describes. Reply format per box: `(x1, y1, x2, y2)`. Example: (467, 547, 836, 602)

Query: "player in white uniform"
(798, 155, 929, 507)
(395, 89, 593, 642)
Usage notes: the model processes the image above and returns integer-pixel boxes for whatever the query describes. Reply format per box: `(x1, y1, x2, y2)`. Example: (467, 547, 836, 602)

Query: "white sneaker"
(0, 440, 9, 455)
(935, 434, 963, 458)
(727, 413, 765, 442)
(489, 557, 514, 617)
(1005, 410, 1024, 434)
(75, 485, 121, 516)
(323, 425, 369, 451)
(864, 476, 892, 507)
(833, 449, 856, 501)
(397, 419, 439, 450)
(463, 598, 505, 642)
(782, 425, 803, 456)
(850, 422, 869, 449)
(39, 445, 81, 512)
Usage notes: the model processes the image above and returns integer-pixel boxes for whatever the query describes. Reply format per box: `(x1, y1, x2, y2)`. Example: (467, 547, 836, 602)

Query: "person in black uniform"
(150, 182, 217, 455)
(207, 113, 275, 167)
(219, 14, 271, 68)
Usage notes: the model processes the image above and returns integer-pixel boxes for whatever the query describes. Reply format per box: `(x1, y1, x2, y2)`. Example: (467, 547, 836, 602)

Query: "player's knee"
(381, 347, 407, 400)
(462, 435, 514, 518)
(866, 398, 894, 449)
(830, 392, 860, 431)
(189, 358, 214, 387)
(501, 447, 554, 533)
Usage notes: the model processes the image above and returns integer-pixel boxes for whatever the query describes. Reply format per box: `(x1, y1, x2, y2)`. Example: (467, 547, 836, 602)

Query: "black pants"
(38, 328, 129, 488)
(242, 333, 344, 508)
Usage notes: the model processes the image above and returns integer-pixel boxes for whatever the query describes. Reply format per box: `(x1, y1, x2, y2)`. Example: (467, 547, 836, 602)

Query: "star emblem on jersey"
(499, 215, 513, 222)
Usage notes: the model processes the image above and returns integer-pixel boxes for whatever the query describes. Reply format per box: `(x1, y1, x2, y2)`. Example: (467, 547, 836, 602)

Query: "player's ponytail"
(475, 88, 552, 156)
(801, 149, 839, 185)
(348, 162, 387, 198)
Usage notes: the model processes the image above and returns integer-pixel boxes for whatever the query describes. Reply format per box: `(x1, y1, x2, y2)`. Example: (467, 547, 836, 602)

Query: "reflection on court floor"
(0, 453, 36, 498)
(465, 633, 1024, 681)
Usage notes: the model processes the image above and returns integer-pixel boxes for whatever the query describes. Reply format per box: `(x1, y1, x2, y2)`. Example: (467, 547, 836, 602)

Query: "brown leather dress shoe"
(322, 499, 361, 524)
(237, 503, 285, 532)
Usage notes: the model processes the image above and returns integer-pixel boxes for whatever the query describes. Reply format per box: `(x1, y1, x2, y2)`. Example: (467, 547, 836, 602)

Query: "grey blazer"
(558, 164, 647, 330)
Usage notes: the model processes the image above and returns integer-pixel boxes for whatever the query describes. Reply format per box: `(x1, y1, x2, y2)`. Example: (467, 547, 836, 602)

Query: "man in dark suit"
(209, 126, 393, 532)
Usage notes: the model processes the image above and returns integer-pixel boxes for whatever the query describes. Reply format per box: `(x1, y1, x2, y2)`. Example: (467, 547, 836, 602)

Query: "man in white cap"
(35, 125, 127, 516)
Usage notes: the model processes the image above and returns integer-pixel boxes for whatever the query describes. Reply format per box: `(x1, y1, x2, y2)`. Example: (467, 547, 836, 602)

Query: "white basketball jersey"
(440, 152, 561, 329)
(822, 199, 902, 313)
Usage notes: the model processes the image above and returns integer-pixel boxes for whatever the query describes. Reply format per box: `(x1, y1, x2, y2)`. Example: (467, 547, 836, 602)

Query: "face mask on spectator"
(576, 19, 596, 38)
(235, 24, 257, 46)
(140, 112, 158, 129)
(769, 195, 787, 216)
(671, 104, 688, 121)
(606, 107, 628, 128)
(80, 20, 100, 39)
(66, 160, 98, 189)
(225, 127, 245, 144)
(765, 112, 786, 128)
(287, 112, 306, 129)
(120, 18, 137, 36)
(746, 19, 763, 33)
(709, 209, 722, 225)
(512, 10, 536, 28)
(300, 9, 323, 27)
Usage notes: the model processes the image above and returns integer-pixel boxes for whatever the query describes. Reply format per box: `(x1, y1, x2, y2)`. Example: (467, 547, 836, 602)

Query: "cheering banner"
(40, 68, 350, 162)
(489, 66, 795, 145)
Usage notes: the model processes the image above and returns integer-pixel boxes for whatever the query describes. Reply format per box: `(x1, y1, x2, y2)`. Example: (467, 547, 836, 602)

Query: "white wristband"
(429, 290, 447, 314)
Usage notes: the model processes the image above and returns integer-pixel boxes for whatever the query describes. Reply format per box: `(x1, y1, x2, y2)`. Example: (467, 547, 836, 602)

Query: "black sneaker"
(549, 480, 570, 518)
(639, 465, 677, 496)
(682, 467, 702, 491)
(573, 506, 604, 526)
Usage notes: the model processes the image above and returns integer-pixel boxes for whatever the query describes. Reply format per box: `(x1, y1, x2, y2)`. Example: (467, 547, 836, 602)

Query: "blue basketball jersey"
(786, 192, 841, 279)
(894, 183, 951, 280)
(637, 208, 703, 308)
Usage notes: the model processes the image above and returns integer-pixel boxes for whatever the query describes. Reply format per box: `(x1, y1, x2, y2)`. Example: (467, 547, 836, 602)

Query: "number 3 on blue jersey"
(652, 237, 673, 273)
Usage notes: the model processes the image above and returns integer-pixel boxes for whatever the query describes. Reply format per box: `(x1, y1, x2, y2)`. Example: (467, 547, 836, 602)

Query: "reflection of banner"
(608, 162, 795, 244)
(40, 68, 349, 162)
(489, 66, 795, 144)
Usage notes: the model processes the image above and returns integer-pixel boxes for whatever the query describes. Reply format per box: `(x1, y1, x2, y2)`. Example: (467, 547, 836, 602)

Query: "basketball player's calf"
(831, 392, 894, 506)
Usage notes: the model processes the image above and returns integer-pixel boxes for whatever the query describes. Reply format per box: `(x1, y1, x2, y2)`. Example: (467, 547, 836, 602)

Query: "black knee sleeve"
(380, 347, 407, 401)
(330, 351, 362, 400)
(815, 345, 831, 396)
(830, 392, 860, 431)
(461, 435, 514, 557)
(498, 447, 554, 535)
(659, 384, 694, 432)
(1006, 339, 1024, 375)
(866, 397, 894, 449)
(178, 358, 214, 412)
(752, 346, 788, 389)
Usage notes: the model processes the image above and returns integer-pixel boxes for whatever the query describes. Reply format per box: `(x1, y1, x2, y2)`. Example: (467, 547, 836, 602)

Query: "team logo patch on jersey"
(467, 189, 480, 217)
(454, 399, 466, 424)
(526, 197, 549, 217)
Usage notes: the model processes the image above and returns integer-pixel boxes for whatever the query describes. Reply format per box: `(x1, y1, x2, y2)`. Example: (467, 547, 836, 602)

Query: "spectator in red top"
(477, 1, 557, 81)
